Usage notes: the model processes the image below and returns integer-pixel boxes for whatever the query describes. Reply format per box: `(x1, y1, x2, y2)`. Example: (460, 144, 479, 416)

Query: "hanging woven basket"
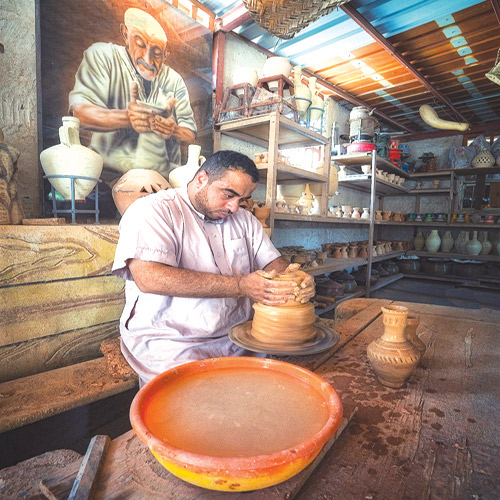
(242, 0, 351, 40)
(486, 48, 500, 86)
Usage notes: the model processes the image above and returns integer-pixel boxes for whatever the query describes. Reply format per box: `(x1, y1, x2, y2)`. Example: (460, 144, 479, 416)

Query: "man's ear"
(193, 170, 209, 188)
(120, 24, 129, 45)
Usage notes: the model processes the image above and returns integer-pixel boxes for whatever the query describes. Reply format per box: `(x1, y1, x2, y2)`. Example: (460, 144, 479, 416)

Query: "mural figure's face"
(122, 25, 167, 81)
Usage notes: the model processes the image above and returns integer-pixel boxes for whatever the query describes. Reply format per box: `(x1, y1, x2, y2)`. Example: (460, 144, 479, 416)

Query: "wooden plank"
(22, 218, 66, 225)
(68, 435, 111, 500)
(0, 276, 125, 346)
(0, 224, 119, 286)
(296, 310, 500, 499)
(0, 321, 119, 382)
(0, 358, 138, 433)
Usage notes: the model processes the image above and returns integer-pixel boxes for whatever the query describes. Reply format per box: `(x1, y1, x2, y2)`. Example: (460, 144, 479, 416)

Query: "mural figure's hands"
(150, 98, 178, 139)
(127, 82, 155, 133)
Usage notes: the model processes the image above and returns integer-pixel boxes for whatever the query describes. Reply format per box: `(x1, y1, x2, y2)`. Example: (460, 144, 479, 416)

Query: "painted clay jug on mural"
(367, 305, 420, 388)
(168, 144, 206, 189)
(40, 116, 103, 200)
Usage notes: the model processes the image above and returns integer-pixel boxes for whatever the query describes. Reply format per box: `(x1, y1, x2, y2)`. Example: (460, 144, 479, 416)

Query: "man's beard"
(194, 188, 231, 221)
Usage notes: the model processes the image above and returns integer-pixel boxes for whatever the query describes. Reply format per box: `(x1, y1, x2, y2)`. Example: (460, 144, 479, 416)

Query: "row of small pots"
(397, 255, 494, 278)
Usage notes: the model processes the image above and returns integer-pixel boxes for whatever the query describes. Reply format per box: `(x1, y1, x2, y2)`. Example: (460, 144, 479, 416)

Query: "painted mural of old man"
(69, 7, 196, 185)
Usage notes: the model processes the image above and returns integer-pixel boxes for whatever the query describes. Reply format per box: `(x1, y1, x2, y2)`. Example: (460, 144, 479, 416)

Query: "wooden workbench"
(2, 299, 499, 499)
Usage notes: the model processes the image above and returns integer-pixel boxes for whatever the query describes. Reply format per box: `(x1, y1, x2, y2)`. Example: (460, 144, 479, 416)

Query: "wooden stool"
(217, 83, 255, 121)
(249, 75, 298, 121)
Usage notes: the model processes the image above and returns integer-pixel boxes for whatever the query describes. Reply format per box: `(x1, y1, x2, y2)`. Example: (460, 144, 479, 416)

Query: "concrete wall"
(0, 0, 40, 217)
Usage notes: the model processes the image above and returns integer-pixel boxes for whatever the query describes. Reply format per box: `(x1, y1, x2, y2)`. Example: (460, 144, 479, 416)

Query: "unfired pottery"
(293, 66, 312, 116)
(254, 206, 271, 227)
(413, 231, 425, 251)
(251, 270, 315, 345)
(262, 56, 292, 91)
(367, 305, 420, 388)
(478, 231, 492, 255)
(440, 231, 455, 253)
(466, 231, 483, 256)
(112, 169, 170, 215)
(425, 230, 441, 253)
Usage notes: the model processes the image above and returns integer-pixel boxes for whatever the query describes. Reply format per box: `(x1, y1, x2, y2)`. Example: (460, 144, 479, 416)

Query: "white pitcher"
(168, 144, 206, 189)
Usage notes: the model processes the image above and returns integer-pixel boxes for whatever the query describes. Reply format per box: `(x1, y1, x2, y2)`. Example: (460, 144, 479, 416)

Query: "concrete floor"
(371, 278, 500, 311)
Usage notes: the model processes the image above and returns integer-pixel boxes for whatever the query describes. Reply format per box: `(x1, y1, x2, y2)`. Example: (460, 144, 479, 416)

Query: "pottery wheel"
(229, 321, 339, 355)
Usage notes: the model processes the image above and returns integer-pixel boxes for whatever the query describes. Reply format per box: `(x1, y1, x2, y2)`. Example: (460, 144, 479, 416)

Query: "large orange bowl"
(130, 357, 343, 492)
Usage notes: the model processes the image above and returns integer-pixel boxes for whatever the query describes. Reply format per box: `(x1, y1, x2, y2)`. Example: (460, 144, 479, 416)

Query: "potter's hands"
(238, 271, 295, 306)
(283, 264, 316, 304)
(128, 82, 155, 134)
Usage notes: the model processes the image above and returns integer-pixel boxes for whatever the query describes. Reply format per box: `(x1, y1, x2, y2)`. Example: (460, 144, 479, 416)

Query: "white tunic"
(112, 188, 281, 383)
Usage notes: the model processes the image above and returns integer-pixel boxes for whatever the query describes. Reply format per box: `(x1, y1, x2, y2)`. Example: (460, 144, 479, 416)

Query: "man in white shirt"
(112, 150, 314, 384)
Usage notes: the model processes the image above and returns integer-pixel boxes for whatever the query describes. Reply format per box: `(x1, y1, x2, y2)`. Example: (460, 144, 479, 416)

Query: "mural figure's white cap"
(124, 8, 167, 43)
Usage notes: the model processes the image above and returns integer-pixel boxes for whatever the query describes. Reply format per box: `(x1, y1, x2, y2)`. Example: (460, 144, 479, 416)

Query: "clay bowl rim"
(130, 356, 343, 473)
(381, 305, 409, 316)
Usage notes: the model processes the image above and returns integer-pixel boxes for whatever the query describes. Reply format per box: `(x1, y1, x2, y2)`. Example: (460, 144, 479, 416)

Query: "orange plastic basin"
(130, 357, 343, 492)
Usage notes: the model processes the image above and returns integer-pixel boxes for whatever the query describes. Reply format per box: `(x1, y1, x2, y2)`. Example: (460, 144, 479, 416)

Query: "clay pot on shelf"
(232, 67, 258, 96)
(413, 231, 425, 251)
(351, 207, 361, 219)
(397, 256, 421, 274)
(375, 211, 383, 221)
(440, 231, 455, 253)
(348, 245, 358, 258)
(293, 66, 312, 117)
(367, 305, 420, 388)
(478, 231, 492, 255)
(465, 231, 482, 256)
(40, 116, 103, 201)
(332, 246, 342, 259)
(405, 315, 426, 363)
(422, 258, 451, 276)
(452, 259, 486, 277)
(361, 208, 370, 219)
(341, 205, 352, 218)
(314, 277, 344, 298)
(254, 206, 271, 228)
(358, 244, 369, 258)
(471, 147, 495, 167)
(382, 211, 392, 221)
(112, 169, 170, 215)
(262, 56, 292, 91)
(425, 230, 441, 253)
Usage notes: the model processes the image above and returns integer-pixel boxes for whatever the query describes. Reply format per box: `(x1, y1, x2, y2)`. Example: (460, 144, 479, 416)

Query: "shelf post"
(365, 149, 377, 297)
(267, 112, 280, 239)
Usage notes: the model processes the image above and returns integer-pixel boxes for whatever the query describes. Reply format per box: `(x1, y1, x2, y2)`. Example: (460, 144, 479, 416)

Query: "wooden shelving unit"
(406, 250, 500, 262)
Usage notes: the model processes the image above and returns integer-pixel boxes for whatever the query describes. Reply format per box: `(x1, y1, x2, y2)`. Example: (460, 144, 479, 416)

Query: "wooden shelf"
(409, 189, 456, 195)
(338, 175, 409, 196)
(369, 273, 404, 292)
(406, 250, 500, 262)
(402, 273, 500, 289)
(256, 163, 327, 183)
(331, 153, 410, 178)
(409, 170, 455, 179)
(305, 257, 368, 276)
(408, 167, 500, 178)
(375, 221, 500, 228)
(372, 251, 404, 263)
(215, 112, 329, 148)
(274, 213, 370, 224)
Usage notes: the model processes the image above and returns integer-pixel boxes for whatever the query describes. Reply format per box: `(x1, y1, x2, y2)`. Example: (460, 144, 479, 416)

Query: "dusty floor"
(371, 278, 500, 311)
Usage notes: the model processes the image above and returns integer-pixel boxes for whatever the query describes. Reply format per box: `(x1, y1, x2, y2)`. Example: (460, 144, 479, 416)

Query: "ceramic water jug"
(466, 231, 483, 256)
(169, 144, 206, 189)
(440, 231, 455, 253)
(425, 230, 441, 253)
(262, 57, 291, 91)
(40, 116, 103, 200)
(478, 231, 492, 255)
(413, 231, 425, 251)
(293, 66, 311, 117)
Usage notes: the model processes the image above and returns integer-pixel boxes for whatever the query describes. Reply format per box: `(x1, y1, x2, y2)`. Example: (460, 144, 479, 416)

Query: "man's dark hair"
(197, 150, 260, 183)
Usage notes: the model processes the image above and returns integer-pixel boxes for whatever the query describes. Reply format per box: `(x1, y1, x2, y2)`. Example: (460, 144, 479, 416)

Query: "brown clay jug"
(367, 305, 421, 388)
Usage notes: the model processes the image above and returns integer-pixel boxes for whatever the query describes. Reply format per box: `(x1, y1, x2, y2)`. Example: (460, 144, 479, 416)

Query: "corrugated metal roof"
(202, 0, 500, 135)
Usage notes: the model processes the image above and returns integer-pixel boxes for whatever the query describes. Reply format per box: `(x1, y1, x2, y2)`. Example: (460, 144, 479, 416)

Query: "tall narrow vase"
(367, 305, 420, 388)
(440, 231, 455, 253)
(466, 230, 483, 256)
(425, 230, 441, 253)
(413, 231, 425, 251)
(293, 66, 311, 118)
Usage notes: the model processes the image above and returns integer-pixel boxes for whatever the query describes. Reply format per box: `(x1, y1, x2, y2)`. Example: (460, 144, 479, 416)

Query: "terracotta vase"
(361, 208, 370, 219)
(466, 230, 483, 256)
(348, 245, 358, 258)
(413, 231, 425, 251)
(478, 231, 492, 255)
(440, 231, 455, 253)
(425, 230, 441, 253)
(358, 244, 368, 258)
(333, 246, 342, 259)
(254, 206, 271, 228)
(367, 305, 421, 388)
(405, 315, 426, 364)
(40, 116, 103, 200)
(382, 211, 392, 221)
(112, 169, 170, 215)
(375, 211, 383, 221)
(169, 144, 206, 189)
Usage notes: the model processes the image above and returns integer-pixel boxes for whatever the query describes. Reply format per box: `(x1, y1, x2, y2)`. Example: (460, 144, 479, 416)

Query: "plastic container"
(130, 357, 343, 492)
